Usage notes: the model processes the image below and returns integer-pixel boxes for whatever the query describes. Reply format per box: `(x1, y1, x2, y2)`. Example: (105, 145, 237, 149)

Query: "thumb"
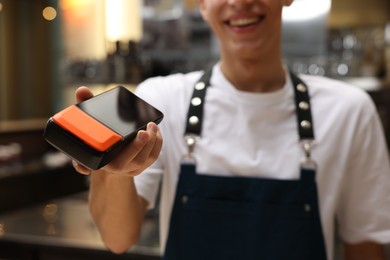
(75, 86, 94, 103)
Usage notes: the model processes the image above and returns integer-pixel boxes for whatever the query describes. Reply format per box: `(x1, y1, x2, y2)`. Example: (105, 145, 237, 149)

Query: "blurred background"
(0, 0, 390, 259)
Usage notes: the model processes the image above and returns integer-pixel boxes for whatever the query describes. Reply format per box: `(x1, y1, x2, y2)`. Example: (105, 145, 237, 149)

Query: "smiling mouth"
(227, 16, 265, 27)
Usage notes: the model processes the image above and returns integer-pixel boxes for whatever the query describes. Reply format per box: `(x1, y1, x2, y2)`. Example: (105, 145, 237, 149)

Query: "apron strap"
(289, 72, 317, 170)
(290, 72, 315, 141)
(184, 68, 212, 136)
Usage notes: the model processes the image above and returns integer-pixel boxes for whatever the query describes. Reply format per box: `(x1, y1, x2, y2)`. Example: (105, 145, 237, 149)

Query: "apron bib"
(163, 68, 327, 260)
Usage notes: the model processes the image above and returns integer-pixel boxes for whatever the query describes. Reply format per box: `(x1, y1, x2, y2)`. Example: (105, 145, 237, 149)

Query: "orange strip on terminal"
(52, 105, 122, 152)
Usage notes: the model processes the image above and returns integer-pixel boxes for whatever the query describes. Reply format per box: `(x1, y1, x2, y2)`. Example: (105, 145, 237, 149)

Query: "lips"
(227, 16, 265, 27)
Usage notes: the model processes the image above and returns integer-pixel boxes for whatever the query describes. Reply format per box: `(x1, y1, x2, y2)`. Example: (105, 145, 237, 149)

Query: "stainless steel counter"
(0, 192, 161, 259)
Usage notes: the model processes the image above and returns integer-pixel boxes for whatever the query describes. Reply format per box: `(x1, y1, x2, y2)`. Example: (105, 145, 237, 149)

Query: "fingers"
(75, 86, 94, 103)
(104, 122, 163, 176)
(130, 123, 162, 169)
(106, 130, 150, 172)
(72, 160, 91, 175)
(148, 123, 163, 162)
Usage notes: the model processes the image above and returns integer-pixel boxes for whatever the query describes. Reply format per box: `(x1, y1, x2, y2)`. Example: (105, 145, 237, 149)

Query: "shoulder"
(300, 74, 368, 98)
(299, 74, 376, 114)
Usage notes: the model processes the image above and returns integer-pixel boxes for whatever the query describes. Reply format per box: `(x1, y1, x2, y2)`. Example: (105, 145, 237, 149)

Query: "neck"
(219, 54, 286, 93)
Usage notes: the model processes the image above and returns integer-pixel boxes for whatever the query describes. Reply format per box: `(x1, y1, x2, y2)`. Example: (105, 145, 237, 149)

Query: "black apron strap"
(290, 72, 315, 141)
(184, 68, 212, 136)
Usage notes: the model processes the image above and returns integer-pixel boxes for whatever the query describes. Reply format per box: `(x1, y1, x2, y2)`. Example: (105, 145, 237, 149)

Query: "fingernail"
(148, 122, 158, 133)
(72, 160, 79, 168)
(138, 131, 149, 142)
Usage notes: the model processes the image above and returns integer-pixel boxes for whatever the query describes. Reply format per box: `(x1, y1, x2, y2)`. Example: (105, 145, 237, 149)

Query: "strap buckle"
(184, 134, 198, 157)
(300, 140, 317, 170)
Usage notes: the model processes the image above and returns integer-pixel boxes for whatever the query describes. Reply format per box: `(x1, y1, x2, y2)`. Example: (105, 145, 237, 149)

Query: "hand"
(72, 86, 163, 177)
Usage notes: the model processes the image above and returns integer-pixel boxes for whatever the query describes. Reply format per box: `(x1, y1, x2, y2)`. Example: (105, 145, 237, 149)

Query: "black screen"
(77, 86, 163, 137)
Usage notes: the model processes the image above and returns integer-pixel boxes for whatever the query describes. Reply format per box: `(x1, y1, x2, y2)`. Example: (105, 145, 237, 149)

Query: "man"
(74, 0, 390, 259)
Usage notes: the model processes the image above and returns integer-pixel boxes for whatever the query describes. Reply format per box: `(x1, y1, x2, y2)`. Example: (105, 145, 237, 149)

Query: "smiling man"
(73, 0, 390, 259)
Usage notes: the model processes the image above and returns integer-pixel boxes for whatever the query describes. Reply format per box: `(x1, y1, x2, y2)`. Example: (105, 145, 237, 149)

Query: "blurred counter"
(0, 192, 161, 260)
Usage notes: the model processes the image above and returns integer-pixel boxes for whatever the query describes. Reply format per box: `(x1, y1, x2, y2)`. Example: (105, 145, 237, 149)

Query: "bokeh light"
(42, 6, 57, 21)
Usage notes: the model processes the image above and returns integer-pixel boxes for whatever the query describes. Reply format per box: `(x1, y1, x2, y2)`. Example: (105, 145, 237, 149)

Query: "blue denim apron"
(163, 69, 327, 260)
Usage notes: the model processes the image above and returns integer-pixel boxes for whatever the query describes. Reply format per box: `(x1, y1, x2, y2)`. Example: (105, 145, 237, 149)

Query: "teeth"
(230, 17, 259, 26)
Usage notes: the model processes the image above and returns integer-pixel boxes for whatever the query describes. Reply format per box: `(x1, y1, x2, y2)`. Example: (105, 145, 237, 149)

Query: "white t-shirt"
(134, 64, 390, 258)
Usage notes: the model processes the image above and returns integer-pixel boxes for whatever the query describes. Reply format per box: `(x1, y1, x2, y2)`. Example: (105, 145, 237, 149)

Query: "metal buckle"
(182, 135, 198, 164)
(300, 140, 317, 170)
